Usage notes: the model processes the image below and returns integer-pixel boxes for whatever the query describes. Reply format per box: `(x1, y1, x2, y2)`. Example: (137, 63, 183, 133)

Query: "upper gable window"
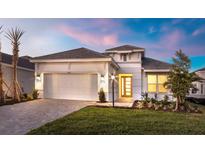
(121, 53, 127, 62)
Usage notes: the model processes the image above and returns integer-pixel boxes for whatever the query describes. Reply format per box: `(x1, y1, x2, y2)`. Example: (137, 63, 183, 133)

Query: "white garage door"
(44, 73, 98, 101)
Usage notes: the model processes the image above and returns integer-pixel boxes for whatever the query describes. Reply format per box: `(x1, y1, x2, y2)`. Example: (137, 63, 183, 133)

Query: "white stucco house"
(31, 45, 173, 102)
(2, 53, 35, 97)
(189, 67, 205, 99)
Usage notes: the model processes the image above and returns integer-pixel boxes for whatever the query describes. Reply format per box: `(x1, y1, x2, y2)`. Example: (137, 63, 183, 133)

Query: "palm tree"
(0, 26, 4, 103)
(5, 27, 24, 102)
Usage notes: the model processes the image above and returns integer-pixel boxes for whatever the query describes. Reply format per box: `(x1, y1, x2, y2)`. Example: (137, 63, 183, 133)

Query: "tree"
(164, 49, 201, 111)
(0, 26, 3, 103)
(5, 28, 24, 102)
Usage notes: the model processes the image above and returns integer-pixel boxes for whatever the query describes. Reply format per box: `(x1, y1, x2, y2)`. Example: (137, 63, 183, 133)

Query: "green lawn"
(27, 104, 205, 135)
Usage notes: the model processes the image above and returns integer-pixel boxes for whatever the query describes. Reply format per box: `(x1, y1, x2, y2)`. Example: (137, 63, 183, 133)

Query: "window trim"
(147, 74, 168, 93)
(121, 53, 127, 62)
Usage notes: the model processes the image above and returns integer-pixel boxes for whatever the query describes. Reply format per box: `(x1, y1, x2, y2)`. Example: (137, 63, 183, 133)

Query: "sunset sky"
(0, 18, 205, 71)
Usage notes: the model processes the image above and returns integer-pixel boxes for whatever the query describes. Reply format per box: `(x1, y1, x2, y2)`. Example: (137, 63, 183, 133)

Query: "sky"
(0, 18, 205, 71)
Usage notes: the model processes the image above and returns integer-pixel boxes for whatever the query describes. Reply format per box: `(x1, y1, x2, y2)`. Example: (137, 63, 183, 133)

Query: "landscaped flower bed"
(133, 94, 202, 114)
(0, 89, 39, 107)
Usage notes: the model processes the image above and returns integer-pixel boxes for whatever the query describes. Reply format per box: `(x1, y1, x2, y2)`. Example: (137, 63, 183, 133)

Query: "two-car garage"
(44, 74, 98, 101)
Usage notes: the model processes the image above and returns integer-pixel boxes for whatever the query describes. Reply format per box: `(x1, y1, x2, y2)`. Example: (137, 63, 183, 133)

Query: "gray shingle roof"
(2, 52, 34, 70)
(32, 47, 109, 60)
(106, 45, 144, 51)
(195, 67, 205, 72)
(142, 57, 171, 70)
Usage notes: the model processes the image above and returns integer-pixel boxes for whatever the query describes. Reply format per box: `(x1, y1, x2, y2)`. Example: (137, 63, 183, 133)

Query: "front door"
(121, 76, 132, 97)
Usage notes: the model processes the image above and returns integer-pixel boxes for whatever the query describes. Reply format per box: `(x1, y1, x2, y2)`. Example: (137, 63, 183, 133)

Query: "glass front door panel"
(121, 76, 132, 97)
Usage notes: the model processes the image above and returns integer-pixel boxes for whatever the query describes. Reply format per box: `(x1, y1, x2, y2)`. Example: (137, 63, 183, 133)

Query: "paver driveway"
(0, 99, 94, 135)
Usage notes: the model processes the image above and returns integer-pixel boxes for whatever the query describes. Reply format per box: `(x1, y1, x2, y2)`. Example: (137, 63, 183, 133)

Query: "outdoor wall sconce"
(36, 74, 41, 82)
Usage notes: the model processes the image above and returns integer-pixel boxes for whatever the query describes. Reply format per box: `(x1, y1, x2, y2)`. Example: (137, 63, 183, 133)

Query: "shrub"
(23, 93, 28, 99)
(136, 101, 146, 109)
(32, 89, 39, 99)
(151, 98, 157, 104)
(142, 92, 150, 102)
(27, 95, 33, 101)
(98, 88, 106, 103)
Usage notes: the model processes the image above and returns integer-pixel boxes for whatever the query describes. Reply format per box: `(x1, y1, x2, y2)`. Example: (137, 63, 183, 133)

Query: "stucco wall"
(36, 62, 107, 74)
(107, 52, 142, 63)
(2, 64, 34, 96)
(35, 61, 113, 101)
(189, 80, 205, 98)
(118, 65, 142, 101)
(188, 71, 205, 98)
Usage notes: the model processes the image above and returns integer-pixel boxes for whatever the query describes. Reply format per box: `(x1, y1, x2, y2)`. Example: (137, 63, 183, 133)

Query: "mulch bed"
(0, 99, 37, 107)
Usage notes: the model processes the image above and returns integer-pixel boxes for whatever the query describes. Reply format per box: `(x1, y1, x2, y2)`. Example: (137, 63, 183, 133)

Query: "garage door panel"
(44, 74, 98, 101)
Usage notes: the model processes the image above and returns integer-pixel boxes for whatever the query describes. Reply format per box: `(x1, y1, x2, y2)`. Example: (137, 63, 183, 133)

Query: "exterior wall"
(188, 71, 205, 99)
(107, 52, 142, 63)
(35, 61, 112, 101)
(2, 64, 34, 96)
(189, 81, 205, 98)
(189, 70, 205, 98)
(118, 63, 142, 101)
(107, 51, 143, 101)
(36, 62, 107, 74)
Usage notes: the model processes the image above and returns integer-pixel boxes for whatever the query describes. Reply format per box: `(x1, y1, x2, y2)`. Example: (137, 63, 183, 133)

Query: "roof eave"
(30, 58, 113, 63)
(143, 68, 170, 72)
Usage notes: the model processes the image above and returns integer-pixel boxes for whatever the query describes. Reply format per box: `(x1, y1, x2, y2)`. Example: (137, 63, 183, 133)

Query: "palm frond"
(5, 27, 24, 43)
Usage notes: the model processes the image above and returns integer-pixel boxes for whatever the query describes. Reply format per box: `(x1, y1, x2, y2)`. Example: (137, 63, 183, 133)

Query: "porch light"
(36, 74, 41, 82)
(111, 74, 115, 80)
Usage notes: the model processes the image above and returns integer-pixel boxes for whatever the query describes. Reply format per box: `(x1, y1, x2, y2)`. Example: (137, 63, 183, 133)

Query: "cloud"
(192, 26, 205, 36)
(171, 19, 184, 25)
(57, 25, 118, 46)
(160, 29, 185, 50)
(148, 26, 156, 33)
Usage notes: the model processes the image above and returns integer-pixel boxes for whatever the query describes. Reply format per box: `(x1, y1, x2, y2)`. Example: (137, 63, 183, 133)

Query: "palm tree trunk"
(0, 41, 3, 103)
(13, 50, 20, 102)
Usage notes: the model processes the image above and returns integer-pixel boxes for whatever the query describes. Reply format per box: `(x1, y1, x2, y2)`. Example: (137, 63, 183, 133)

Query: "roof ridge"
(105, 44, 144, 51)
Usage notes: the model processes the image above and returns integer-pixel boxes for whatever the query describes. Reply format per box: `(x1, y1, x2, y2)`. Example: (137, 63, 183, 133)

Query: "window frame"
(147, 73, 168, 93)
(121, 53, 127, 62)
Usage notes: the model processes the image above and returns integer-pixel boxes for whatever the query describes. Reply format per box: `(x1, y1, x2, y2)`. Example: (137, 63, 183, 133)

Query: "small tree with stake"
(5, 28, 24, 103)
(164, 49, 201, 111)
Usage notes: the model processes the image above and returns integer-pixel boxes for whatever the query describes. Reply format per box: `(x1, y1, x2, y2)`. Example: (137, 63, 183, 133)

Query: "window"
(147, 74, 168, 93)
(158, 75, 168, 93)
(121, 54, 127, 61)
(192, 84, 197, 94)
(148, 75, 157, 92)
(201, 84, 204, 94)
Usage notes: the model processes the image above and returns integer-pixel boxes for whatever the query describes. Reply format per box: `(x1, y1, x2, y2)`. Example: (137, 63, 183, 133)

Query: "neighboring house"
(189, 67, 205, 99)
(1, 53, 35, 97)
(31, 45, 172, 102)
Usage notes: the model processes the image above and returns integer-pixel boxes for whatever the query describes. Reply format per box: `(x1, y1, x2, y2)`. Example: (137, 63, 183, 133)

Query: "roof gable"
(32, 47, 109, 60)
